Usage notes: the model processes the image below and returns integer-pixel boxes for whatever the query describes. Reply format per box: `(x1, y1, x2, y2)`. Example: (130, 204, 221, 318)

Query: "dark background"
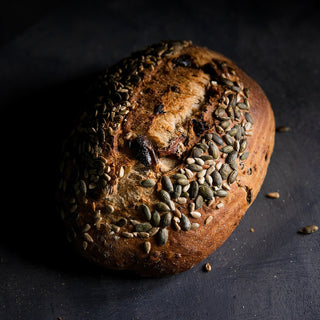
(1, 0, 320, 319)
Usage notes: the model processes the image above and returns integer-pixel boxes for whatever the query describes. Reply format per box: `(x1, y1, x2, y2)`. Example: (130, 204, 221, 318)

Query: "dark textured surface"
(1, 1, 320, 319)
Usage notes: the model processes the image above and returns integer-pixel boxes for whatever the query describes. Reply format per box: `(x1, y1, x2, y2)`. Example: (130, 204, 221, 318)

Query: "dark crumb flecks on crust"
(58, 40, 256, 261)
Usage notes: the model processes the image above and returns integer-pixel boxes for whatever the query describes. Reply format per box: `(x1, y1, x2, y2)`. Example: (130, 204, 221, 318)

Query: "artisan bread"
(57, 40, 275, 276)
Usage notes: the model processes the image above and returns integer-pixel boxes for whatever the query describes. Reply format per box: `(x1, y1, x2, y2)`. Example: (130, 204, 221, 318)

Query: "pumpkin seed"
(215, 189, 228, 197)
(240, 151, 249, 160)
(141, 204, 152, 221)
(156, 202, 170, 212)
(228, 170, 238, 184)
(180, 214, 191, 231)
(212, 170, 222, 186)
(245, 112, 254, 124)
(141, 179, 156, 188)
(195, 195, 204, 209)
(208, 141, 219, 159)
(239, 139, 248, 152)
(228, 127, 238, 136)
(151, 211, 161, 226)
(172, 184, 182, 199)
(212, 133, 224, 145)
(187, 163, 203, 172)
(159, 190, 171, 204)
(162, 176, 174, 192)
(189, 180, 199, 199)
(220, 163, 232, 180)
(79, 180, 87, 196)
(226, 151, 238, 164)
(237, 102, 249, 110)
(193, 147, 203, 158)
(161, 213, 172, 227)
(157, 228, 169, 246)
(177, 178, 189, 186)
(221, 145, 234, 154)
(199, 185, 214, 199)
(135, 222, 153, 232)
(172, 173, 187, 180)
(223, 134, 234, 145)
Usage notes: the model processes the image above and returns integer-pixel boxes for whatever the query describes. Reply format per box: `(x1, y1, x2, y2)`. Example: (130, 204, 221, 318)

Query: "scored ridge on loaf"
(57, 40, 275, 276)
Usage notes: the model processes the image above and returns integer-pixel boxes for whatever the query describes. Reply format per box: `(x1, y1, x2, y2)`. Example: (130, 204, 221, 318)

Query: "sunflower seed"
(180, 214, 191, 231)
(204, 262, 212, 272)
(190, 211, 201, 219)
(143, 241, 151, 254)
(174, 208, 182, 218)
(176, 197, 187, 204)
(119, 166, 125, 178)
(157, 228, 169, 246)
(197, 169, 207, 178)
(186, 157, 195, 164)
(195, 157, 205, 166)
(206, 174, 213, 186)
(149, 227, 160, 237)
(141, 179, 156, 188)
(189, 202, 195, 212)
(238, 102, 249, 110)
(299, 225, 318, 234)
(182, 184, 190, 192)
(193, 147, 204, 158)
(190, 223, 200, 230)
(266, 192, 280, 199)
(205, 216, 213, 225)
(122, 231, 134, 238)
(276, 126, 291, 132)
(105, 204, 114, 214)
(162, 176, 174, 193)
(185, 168, 194, 179)
(83, 241, 88, 250)
(79, 180, 87, 196)
(82, 224, 91, 233)
(83, 233, 94, 243)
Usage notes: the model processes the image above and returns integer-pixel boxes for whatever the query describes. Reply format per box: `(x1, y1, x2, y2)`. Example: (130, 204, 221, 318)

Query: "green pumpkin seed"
(223, 134, 234, 146)
(212, 170, 222, 186)
(237, 102, 249, 110)
(172, 173, 187, 180)
(226, 151, 238, 164)
(228, 126, 238, 136)
(172, 184, 182, 199)
(189, 180, 199, 199)
(151, 211, 161, 226)
(221, 120, 230, 129)
(245, 112, 254, 124)
(208, 141, 219, 159)
(195, 195, 204, 209)
(199, 185, 214, 199)
(162, 176, 174, 193)
(212, 133, 224, 145)
(157, 228, 169, 246)
(79, 180, 87, 196)
(193, 147, 203, 158)
(197, 142, 209, 151)
(215, 189, 228, 197)
(141, 204, 152, 221)
(220, 163, 232, 180)
(240, 151, 249, 160)
(228, 170, 238, 184)
(187, 163, 203, 172)
(239, 138, 248, 153)
(141, 179, 156, 188)
(221, 145, 234, 154)
(135, 222, 153, 232)
(156, 202, 170, 212)
(161, 213, 172, 227)
(180, 214, 191, 231)
(206, 133, 213, 140)
(177, 178, 189, 186)
(159, 190, 171, 204)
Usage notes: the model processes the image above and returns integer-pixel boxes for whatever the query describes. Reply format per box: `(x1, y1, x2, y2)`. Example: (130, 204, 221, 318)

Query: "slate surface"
(0, 1, 319, 319)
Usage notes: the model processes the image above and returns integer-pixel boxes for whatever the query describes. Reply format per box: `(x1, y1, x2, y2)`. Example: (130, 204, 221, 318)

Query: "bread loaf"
(57, 40, 275, 276)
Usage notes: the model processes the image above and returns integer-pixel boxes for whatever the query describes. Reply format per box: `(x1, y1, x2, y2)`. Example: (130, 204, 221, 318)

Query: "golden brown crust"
(57, 41, 275, 276)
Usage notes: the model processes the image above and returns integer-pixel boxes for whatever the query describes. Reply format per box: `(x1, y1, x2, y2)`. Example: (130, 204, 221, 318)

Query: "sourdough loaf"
(57, 40, 275, 276)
